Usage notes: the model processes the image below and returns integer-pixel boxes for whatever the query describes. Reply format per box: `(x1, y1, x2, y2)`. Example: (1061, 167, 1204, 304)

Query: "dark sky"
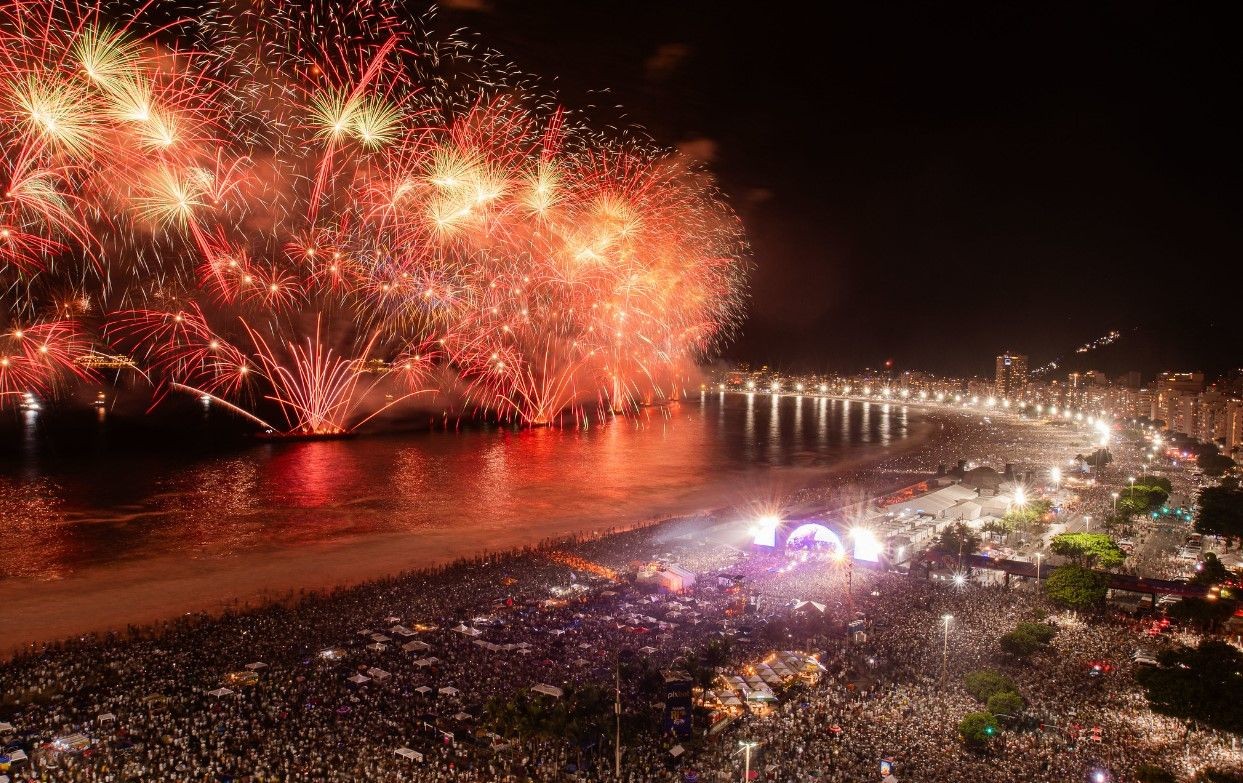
(435, 1, 1241, 377)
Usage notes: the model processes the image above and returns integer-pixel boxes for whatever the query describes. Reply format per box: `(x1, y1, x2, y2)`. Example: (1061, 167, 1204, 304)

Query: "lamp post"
(940, 614, 953, 681)
(1111, 492, 1119, 515)
(1085, 515, 1092, 533)
(1051, 467, 1062, 493)
(1035, 552, 1042, 583)
(614, 658, 622, 779)
(739, 741, 759, 783)
(1129, 476, 1136, 499)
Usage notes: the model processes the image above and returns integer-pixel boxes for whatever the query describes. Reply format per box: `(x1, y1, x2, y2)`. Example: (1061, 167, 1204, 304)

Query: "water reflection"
(0, 395, 912, 581)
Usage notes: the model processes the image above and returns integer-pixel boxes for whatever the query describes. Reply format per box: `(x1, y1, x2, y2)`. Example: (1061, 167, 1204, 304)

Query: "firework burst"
(1, 0, 749, 428)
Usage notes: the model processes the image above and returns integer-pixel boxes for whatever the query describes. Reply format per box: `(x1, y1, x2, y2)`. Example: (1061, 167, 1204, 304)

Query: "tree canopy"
(1050, 532, 1127, 569)
(1196, 486, 1243, 544)
(1192, 552, 1230, 586)
(1165, 597, 1235, 631)
(998, 621, 1057, 659)
(986, 690, 1025, 717)
(1044, 564, 1108, 610)
(1198, 450, 1237, 477)
(1077, 449, 1113, 469)
(1134, 765, 1177, 783)
(1136, 640, 1243, 734)
(938, 522, 982, 557)
(963, 670, 1018, 702)
(1117, 481, 1170, 518)
(958, 711, 1000, 746)
(1000, 499, 1053, 534)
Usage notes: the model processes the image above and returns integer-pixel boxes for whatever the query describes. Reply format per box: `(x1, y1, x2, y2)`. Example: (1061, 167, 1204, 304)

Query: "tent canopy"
(531, 684, 564, 699)
(394, 747, 423, 762)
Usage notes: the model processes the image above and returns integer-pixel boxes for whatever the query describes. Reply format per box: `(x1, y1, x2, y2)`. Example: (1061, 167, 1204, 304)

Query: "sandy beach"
(2, 400, 943, 654)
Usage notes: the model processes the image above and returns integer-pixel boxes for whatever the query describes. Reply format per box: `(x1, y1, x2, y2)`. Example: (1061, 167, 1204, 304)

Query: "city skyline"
(4, 2, 1243, 780)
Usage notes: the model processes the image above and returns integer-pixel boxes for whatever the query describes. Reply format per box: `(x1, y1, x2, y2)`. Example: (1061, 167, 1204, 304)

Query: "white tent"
(207, 688, 234, 697)
(390, 625, 417, 637)
(346, 674, 371, 685)
(452, 624, 482, 637)
(370, 634, 391, 643)
(97, 713, 116, 724)
(670, 744, 685, 758)
(639, 646, 657, 655)
(414, 685, 432, 694)
(244, 662, 268, 670)
(394, 747, 423, 762)
(452, 712, 472, 721)
(438, 686, 460, 696)
(366, 668, 391, 681)
(367, 642, 388, 653)
(531, 684, 564, 699)
(402, 640, 431, 653)
(413, 657, 439, 667)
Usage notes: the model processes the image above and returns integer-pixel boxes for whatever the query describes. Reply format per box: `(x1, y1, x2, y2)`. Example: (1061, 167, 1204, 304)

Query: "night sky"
(435, 1, 1240, 378)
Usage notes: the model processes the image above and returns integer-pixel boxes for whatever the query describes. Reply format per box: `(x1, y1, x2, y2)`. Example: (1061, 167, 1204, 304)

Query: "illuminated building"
(994, 353, 1028, 399)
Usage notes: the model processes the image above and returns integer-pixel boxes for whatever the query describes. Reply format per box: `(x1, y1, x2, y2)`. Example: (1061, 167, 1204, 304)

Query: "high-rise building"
(994, 353, 1028, 399)
(1151, 372, 1204, 431)
(1114, 371, 1142, 389)
(1196, 386, 1243, 455)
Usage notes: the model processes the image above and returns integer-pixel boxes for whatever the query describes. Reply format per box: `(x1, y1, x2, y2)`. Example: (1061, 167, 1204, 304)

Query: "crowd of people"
(2, 509, 1241, 782)
(2, 412, 1239, 782)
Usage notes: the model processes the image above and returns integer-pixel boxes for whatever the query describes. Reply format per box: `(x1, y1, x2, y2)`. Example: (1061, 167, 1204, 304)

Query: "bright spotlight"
(752, 515, 780, 547)
(850, 527, 882, 562)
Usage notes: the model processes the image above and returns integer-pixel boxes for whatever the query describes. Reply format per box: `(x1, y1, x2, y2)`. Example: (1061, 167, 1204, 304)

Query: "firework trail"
(0, 0, 749, 430)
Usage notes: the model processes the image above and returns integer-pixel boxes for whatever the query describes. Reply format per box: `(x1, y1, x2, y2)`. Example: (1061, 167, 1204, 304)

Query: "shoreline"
(2, 400, 946, 656)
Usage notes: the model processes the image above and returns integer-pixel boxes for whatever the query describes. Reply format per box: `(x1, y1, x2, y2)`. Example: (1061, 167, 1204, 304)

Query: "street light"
(1129, 476, 1136, 499)
(1084, 515, 1092, 533)
(940, 614, 954, 681)
(1111, 492, 1119, 514)
(738, 741, 759, 783)
(1035, 552, 1042, 583)
(1050, 467, 1061, 492)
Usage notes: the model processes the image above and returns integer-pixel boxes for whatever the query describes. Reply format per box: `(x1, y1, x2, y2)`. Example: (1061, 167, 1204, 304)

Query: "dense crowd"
(2, 410, 1239, 782)
(3, 513, 1241, 782)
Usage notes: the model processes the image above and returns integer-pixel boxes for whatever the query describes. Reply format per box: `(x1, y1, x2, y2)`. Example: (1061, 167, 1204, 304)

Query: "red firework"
(1, 0, 748, 426)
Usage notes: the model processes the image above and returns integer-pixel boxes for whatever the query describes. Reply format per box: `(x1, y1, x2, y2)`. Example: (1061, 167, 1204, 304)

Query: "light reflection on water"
(0, 394, 913, 581)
